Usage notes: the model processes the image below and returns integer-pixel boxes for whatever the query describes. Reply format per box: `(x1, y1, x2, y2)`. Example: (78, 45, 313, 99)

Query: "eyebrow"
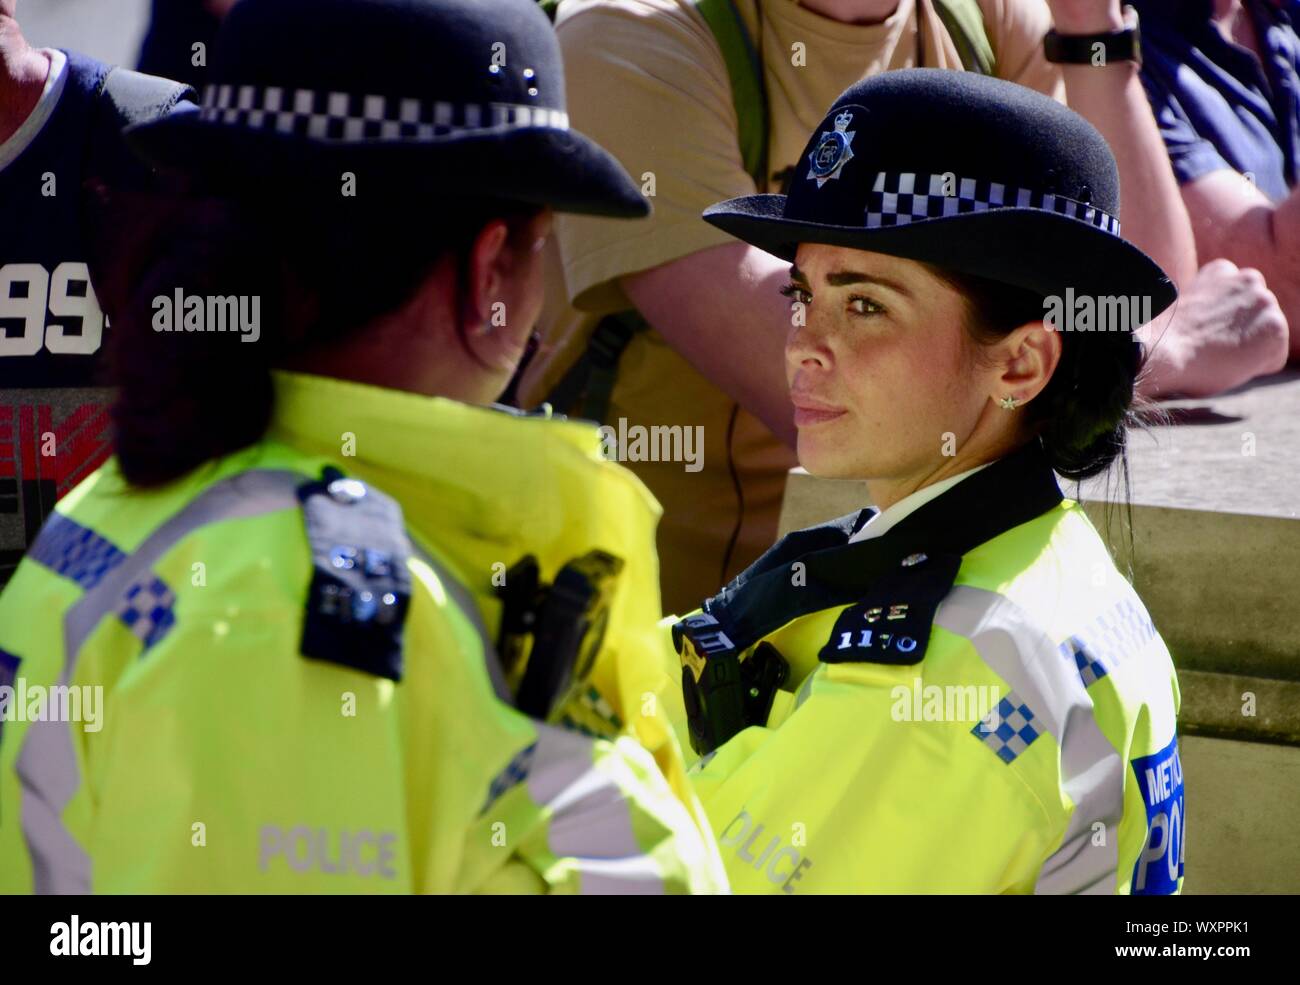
(788, 265, 914, 298)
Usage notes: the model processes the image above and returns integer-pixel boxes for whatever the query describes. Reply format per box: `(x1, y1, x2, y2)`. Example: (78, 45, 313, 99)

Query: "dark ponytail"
(104, 193, 284, 488)
(95, 180, 538, 488)
(1036, 320, 1145, 482)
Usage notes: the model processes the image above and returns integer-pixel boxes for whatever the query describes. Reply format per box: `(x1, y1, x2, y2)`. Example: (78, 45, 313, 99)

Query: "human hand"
(1138, 258, 1290, 398)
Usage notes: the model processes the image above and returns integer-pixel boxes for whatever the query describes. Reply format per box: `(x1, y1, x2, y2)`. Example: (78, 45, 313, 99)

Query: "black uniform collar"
(690, 440, 1064, 657)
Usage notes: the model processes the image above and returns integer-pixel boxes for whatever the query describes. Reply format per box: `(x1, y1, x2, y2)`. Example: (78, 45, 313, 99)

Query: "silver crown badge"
(808, 109, 858, 188)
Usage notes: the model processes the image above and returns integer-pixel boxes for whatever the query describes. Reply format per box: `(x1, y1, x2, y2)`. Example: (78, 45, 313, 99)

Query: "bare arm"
(1047, 0, 1199, 288)
(620, 241, 798, 447)
(1181, 170, 1300, 359)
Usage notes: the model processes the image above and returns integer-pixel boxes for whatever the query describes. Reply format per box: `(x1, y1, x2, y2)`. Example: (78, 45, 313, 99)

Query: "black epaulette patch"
(297, 468, 411, 682)
(818, 551, 962, 666)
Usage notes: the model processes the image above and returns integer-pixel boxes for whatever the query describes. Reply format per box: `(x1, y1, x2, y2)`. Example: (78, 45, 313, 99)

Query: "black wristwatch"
(1044, 5, 1142, 67)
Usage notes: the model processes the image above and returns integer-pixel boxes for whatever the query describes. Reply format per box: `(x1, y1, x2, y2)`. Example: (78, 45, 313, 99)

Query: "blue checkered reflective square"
(1060, 635, 1108, 687)
(115, 574, 177, 651)
(971, 692, 1043, 764)
(480, 741, 539, 816)
(27, 514, 127, 590)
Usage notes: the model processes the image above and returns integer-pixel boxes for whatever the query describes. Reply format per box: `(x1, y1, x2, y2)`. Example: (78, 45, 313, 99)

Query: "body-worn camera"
(673, 612, 788, 756)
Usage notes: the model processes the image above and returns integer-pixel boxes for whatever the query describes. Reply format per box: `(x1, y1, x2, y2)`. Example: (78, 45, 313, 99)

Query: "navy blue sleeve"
(1138, 56, 1234, 185)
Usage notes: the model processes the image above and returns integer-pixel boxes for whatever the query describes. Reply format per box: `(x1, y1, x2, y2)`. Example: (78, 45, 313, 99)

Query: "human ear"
(460, 219, 511, 341)
(994, 321, 1062, 406)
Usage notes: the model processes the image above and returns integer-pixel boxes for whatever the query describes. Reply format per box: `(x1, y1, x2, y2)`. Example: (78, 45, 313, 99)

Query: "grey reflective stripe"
(407, 541, 512, 706)
(17, 468, 305, 894)
(527, 725, 665, 895)
(15, 733, 89, 894)
(934, 585, 1125, 895)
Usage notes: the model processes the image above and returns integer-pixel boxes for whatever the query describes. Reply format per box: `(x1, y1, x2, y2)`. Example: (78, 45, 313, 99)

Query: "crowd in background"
(1, 0, 1295, 605)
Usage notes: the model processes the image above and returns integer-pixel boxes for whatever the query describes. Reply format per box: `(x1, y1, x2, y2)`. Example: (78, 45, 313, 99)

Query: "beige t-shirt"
(519, 0, 1064, 613)
(539, 0, 1062, 318)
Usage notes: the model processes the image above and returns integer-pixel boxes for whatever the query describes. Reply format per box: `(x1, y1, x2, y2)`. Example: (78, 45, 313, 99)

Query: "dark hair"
(930, 265, 1153, 483)
(95, 180, 540, 488)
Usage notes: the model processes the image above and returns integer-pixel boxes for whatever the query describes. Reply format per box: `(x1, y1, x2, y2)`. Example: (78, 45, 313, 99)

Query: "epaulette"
(297, 467, 411, 681)
(815, 551, 963, 665)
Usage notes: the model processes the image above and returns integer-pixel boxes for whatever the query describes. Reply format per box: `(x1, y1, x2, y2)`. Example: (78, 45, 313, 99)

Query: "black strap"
(544, 312, 645, 422)
(689, 440, 1064, 657)
(695, 0, 770, 187)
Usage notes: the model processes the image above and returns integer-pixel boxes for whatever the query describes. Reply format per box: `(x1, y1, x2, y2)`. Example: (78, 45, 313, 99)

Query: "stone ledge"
(1080, 369, 1300, 521)
(1177, 669, 1300, 746)
(1180, 734, 1300, 893)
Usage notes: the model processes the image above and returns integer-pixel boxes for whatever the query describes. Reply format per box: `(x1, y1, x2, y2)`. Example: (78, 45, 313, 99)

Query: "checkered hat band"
(197, 85, 570, 142)
(863, 172, 1121, 237)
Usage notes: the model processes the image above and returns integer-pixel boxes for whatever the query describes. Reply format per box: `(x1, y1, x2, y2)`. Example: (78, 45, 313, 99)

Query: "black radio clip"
(495, 550, 625, 722)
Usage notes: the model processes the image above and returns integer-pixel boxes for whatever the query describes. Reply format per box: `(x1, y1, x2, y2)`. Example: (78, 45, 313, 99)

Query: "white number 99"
(0, 262, 104, 356)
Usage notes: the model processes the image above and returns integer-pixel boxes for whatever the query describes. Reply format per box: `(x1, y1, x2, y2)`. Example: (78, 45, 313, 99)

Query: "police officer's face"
(783, 243, 1006, 486)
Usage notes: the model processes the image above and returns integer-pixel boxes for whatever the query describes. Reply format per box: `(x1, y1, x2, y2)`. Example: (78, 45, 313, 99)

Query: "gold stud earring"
(998, 394, 1020, 410)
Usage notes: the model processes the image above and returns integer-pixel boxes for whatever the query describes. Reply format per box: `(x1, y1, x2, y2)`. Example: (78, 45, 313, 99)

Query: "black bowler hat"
(704, 69, 1177, 316)
(124, 0, 648, 218)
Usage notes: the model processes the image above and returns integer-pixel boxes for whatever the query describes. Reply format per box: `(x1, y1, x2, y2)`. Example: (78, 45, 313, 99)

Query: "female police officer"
(0, 0, 724, 894)
(668, 69, 1185, 894)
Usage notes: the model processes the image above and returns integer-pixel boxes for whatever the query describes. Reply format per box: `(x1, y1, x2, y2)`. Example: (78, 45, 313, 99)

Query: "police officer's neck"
(867, 435, 1025, 513)
(0, 13, 48, 146)
(285, 263, 510, 405)
(796, 0, 901, 26)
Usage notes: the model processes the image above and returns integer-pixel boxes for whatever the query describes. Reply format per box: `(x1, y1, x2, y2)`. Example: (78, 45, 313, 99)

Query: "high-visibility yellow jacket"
(0, 371, 726, 894)
(665, 442, 1183, 894)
